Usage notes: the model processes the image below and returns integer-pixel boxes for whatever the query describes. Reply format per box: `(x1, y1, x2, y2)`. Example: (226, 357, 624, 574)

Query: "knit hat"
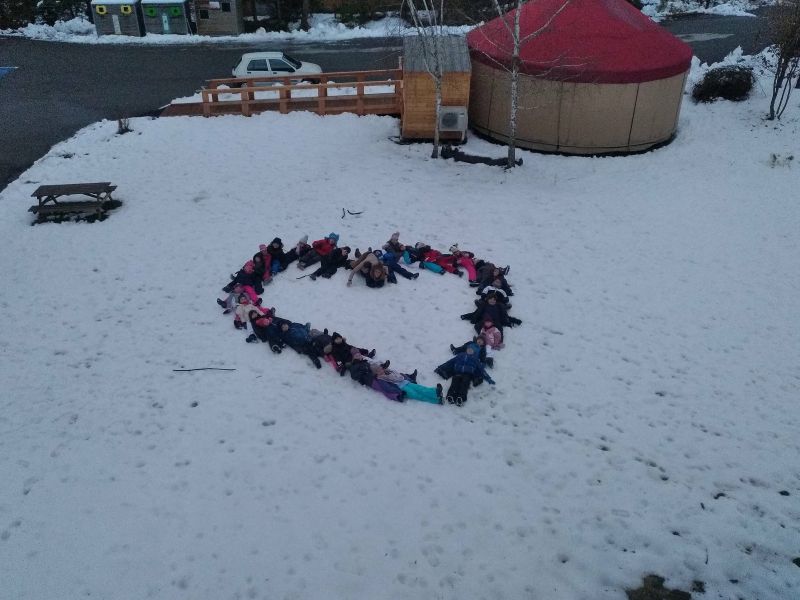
(259, 244, 268, 252)
(449, 244, 459, 253)
(238, 294, 250, 303)
(466, 342, 480, 355)
(328, 232, 339, 243)
(390, 231, 400, 242)
(298, 235, 308, 245)
(323, 344, 333, 355)
(243, 260, 254, 273)
(482, 318, 494, 327)
(270, 237, 282, 246)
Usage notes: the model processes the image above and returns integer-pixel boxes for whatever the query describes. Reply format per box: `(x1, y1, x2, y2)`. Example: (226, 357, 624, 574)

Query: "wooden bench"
(29, 182, 117, 221)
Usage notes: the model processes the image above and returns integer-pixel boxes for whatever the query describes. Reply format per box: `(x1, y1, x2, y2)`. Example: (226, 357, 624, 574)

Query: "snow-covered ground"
(1, 52, 798, 600)
(0, 1, 772, 44)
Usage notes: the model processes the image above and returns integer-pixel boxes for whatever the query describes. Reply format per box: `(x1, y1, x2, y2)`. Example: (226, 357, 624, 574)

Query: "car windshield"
(282, 54, 302, 69)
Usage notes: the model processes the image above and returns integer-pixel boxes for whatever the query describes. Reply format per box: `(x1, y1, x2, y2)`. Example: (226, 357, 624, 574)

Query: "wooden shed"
(195, 0, 245, 36)
(91, 0, 145, 36)
(401, 35, 471, 141)
(141, 0, 191, 34)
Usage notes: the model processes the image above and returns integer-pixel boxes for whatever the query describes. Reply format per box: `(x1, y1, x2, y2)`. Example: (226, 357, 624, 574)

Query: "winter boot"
(450, 344, 457, 354)
(486, 357, 494, 368)
(412, 272, 420, 279)
(368, 349, 376, 358)
(436, 383, 443, 402)
(409, 369, 417, 383)
(246, 334, 257, 343)
(270, 344, 282, 354)
(312, 356, 322, 369)
(216, 298, 227, 309)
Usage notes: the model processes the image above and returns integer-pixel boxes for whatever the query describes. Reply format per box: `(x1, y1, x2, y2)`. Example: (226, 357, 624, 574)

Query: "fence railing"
(201, 69, 404, 117)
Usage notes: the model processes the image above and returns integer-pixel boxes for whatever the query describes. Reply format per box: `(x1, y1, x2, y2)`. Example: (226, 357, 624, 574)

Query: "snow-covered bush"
(691, 65, 755, 102)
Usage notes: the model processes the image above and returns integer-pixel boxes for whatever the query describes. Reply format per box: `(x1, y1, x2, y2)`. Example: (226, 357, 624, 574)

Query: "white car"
(232, 52, 323, 83)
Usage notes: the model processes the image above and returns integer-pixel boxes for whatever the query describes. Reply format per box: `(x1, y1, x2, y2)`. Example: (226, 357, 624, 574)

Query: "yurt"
(466, 0, 693, 155)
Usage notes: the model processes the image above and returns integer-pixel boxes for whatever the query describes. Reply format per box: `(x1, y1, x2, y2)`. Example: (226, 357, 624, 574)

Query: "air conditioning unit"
(438, 106, 468, 141)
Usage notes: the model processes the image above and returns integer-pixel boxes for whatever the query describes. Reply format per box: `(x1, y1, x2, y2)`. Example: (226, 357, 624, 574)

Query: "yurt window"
(170, 6, 182, 16)
(120, 4, 132, 14)
(145, 6, 157, 16)
(95, 4, 107, 14)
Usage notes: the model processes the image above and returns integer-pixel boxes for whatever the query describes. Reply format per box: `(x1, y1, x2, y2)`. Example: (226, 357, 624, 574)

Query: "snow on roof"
(140, 0, 186, 4)
(90, 0, 141, 4)
(403, 35, 471, 73)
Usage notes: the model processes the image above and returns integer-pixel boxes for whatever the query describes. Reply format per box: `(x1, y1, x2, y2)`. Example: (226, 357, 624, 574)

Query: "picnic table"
(29, 182, 117, 221)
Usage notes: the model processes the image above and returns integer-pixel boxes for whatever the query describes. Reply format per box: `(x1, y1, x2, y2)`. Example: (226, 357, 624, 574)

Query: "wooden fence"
(199, 69, 403, 118)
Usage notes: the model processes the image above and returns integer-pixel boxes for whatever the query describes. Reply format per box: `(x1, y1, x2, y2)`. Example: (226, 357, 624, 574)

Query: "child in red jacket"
(298, 233, 339, 269)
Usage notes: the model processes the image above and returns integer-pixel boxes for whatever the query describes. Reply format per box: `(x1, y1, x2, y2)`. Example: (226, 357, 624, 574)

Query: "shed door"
(161, 12, 171, 33)
(111, 14, 121, 34)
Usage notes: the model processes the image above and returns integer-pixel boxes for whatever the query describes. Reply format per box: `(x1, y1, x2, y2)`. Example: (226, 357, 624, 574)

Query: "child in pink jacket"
(478, 318, 503, 367)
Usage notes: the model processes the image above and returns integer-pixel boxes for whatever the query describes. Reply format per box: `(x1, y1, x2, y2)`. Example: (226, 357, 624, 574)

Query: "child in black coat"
(309, 246, 351, 280)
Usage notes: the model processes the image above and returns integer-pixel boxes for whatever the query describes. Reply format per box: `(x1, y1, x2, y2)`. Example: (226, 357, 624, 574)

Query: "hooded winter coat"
(438, 347, 495, 384)
(311, 237, 337, 257)
(279, 322, 313, 348)
(479, 324, 504, 349)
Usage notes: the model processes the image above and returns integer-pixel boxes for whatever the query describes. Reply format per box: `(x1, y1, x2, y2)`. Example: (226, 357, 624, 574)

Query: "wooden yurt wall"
(469, 61, 687, 154)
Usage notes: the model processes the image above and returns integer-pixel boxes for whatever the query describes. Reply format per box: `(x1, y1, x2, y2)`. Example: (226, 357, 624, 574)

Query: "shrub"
(692, 65, 755, 103)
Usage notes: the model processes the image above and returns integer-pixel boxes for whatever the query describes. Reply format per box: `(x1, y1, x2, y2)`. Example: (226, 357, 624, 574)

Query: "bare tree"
(403, 0, 448, 158)
(767, 0, 800, 120)
(485, 0, 571, 168)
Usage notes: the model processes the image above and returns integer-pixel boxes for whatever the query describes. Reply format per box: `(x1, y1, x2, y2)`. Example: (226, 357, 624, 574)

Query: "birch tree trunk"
(433, 76, 442, 158)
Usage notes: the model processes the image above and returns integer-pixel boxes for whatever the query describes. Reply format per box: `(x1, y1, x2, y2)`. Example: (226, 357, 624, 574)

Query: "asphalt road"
(0, 10, 772, 192)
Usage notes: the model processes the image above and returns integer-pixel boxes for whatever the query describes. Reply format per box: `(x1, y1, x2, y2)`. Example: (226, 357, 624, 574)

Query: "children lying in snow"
(347, 250, 390, 288)
(217, 283, 244, 313)
(309, 246, 351, 280)
(275, 320, 323, 368)
(245, 310, 283, 352)
(461, 292, 521, 333)
(435, 343, 495, 406)
(297, 233, 340, 270)
(371, 363, 443, 404)
(221, 259, 263, 298)
(233, 293, 266, 330)
(329, 333, 375, 374)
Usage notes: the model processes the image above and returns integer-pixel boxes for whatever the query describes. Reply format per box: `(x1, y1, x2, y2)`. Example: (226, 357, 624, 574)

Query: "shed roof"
(466, 0, 692, 84)
(403, 35, 471, 73)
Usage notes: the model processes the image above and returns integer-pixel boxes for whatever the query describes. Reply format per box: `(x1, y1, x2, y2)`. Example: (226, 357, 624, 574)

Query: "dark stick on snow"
(341, 208, 346, 219)
(173, 368, 237, 372)
(296, 273, 312, 279)
(346, 209, 364, 215)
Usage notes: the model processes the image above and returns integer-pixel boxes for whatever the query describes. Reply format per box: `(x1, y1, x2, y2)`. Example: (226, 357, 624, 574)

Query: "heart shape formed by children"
(217, 236, 518, 406)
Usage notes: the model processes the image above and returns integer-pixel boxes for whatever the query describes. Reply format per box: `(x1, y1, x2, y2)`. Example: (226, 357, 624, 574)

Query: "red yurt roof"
(466, 0, 693, 84)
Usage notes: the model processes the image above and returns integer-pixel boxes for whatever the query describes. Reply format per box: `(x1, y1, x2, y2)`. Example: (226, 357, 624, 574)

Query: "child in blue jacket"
(435, 343, 495, 406)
